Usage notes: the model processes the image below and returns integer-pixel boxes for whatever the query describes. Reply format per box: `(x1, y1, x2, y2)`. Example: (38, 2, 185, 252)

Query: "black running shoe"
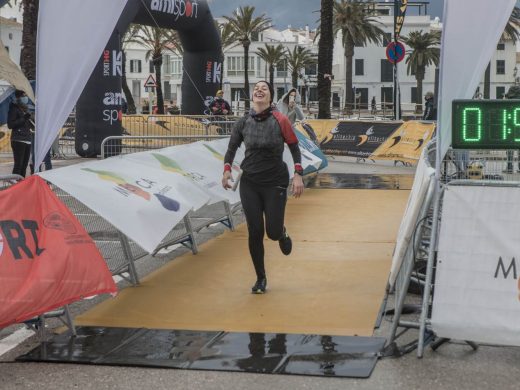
(251, 278, 267, 294)
(279, 227, 292, 255)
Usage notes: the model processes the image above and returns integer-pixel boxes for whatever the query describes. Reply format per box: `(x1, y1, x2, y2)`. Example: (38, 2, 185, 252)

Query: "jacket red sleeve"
(273, 111, 302, 173)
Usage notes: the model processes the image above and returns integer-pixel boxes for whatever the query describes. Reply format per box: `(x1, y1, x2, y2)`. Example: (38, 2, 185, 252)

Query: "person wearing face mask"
(7, 90, 33, 177)
(222, 80, 305, 294)
(276, 88, 304, 125)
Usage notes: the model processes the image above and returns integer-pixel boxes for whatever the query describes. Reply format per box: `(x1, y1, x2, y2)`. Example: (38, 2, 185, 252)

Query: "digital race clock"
(452, 100, 520, 149)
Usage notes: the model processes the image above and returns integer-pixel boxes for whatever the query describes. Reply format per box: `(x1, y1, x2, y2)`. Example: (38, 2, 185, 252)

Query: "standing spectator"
(7, 90, 32, 177)
(422, 91, 437, 120)
(209, 90, 231, 115)
(276, 88, 304, 124)
(371, 96, 377, 115)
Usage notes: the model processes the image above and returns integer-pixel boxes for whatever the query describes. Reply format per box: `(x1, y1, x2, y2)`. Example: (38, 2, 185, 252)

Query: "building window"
(149, 60, 154, 73)
(496, 60, 505, 75)
(227, 56, 255, 77)
(381, 59, 393, 82)
(381, 87, 393, 108)
(130, 59, 142, 73)
(172, 58, 183, 80)
(382, 33, 392, 46)
(231, 88, 247, 101)
(276, 60, 288, 78)
(276, 87, 285, 101)
(163, 55, 172, 75)
(356, 87, 368, 108)
(305, 62, 317, 76)
(163, 81, 172, 100)
(497, 42, 505, 50)
(4, 46, 8, 53)
(496, 86, 506, 99)
(411, 87, 418, 104)
(355, 59, 364, 76)
(8, 33, 13, 40)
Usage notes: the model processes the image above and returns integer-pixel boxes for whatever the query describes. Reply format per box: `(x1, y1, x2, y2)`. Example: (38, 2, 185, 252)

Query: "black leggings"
(240, 178, 287, 280)
(11, 141, 31, 177)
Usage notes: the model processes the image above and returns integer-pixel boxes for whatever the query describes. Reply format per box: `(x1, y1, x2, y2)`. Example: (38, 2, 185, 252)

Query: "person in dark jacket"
(422, 91, 437, 120)
(222, 80, 304, 294)
(7, 90, 33, 177)
(209, 90, 231, 115)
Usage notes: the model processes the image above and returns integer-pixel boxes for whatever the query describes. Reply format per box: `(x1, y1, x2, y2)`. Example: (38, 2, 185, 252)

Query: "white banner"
(126, 141, 242, 205)
(35, 0, 128, 170)
(432, 185, 520, 346)
(39, 157, 210, 254)
(437, 0, 516, 158)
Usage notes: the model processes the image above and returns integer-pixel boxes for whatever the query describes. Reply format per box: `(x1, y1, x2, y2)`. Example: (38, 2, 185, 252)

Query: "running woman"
(222, 81, 304, 294)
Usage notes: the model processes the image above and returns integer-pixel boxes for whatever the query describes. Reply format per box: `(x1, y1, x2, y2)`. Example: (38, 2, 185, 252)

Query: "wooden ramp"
(76, 188, 409, 336)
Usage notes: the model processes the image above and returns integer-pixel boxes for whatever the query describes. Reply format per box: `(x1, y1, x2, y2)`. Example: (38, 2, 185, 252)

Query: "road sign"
(144, 74, 157, 88)
(386, 41, 406, 64)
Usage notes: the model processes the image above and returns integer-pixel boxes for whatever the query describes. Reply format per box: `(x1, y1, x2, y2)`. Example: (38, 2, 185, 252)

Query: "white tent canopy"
(35, 0, 128, 170)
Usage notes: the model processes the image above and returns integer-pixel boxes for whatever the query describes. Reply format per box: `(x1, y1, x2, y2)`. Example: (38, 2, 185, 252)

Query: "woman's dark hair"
(283, 88, 297, 104)
(254, 80, 274, 103)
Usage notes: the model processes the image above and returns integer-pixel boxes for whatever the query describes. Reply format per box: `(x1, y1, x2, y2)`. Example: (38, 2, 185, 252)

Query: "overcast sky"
(207, 1, 445, 30)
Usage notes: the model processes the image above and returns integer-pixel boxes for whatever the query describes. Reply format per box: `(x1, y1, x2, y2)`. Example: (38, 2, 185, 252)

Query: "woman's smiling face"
(253, 82, 271, 105)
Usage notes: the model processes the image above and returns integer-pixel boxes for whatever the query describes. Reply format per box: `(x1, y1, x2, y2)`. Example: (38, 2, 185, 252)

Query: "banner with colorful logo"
(370, 121, 436, 164)
(432, 185, 520, 346)
(0, 176, 116, 329)
(39, 156, 211, 253)
(318, 121, 402, 158)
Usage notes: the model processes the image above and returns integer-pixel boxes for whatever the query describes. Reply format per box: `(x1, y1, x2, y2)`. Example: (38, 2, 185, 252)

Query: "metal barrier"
(0, 115, 239, 160)
(0, 175, 76, 341)
(49, 184, 143, 285)
(386, 144, 520, 357)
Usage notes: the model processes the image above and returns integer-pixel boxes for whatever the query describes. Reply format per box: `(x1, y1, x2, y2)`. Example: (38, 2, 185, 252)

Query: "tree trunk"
(243, 42, 250, 110)
(344, 38, 354, 115)
(154, 55, 164, 115)
(292, 70, 298, 89)
(415, 66, 425, 114)
(20, 0, 38, 80)
(121, 52, 136, 114)
(484, 62, 490, 99)
(318, 0, 333, 119)
(269, 64, 274, 88)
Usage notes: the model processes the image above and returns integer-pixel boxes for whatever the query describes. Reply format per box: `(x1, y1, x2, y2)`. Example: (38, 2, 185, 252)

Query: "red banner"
(0, 176, 117, 328)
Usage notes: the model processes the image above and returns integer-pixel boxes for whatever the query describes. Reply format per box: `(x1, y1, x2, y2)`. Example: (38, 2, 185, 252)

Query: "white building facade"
(0, 16, 22, 67)
(119, 5, 517, 114)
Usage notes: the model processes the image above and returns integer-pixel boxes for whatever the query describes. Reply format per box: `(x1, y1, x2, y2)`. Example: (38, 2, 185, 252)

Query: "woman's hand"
(222, 171, 233, 190)
(291, 173, 304, 198)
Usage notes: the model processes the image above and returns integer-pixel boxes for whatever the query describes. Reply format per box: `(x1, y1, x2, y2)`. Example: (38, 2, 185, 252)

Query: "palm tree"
(121, 24, 140, 114)
(20, 0, 38, 80)
(318, 0, 334, 119)
(256, 44, 285, 87)
(130, 26, 181, 114)
(223, 6, 271, 110)
(333, 0, 384, 113)
(285, 46, 315, 91)
(401, 30, 440, 113)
